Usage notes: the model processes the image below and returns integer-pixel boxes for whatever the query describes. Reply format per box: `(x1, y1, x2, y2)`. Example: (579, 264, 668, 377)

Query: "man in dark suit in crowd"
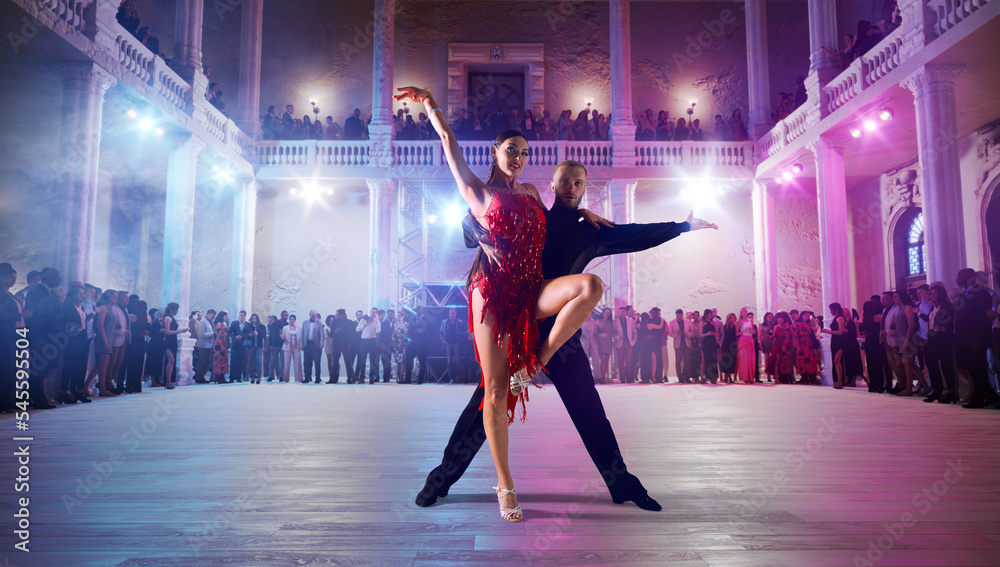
(404, 306, 430, 384)
(328, 309, 357, 383)
(955, 268, 1000, 408)
(415, 160, 716, 511)
(25, 267, 62, 409)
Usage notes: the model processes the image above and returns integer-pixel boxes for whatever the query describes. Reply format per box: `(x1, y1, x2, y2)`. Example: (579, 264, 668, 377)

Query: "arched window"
(893, 207, 925, 289)
(907, 213, 925, 276)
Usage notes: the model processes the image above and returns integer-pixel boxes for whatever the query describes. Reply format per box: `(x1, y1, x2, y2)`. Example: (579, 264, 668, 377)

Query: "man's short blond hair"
(553, 160, 588, 178)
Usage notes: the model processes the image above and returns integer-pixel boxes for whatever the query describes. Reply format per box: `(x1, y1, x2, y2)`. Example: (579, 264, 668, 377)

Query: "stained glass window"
(907, 213, 925, 276)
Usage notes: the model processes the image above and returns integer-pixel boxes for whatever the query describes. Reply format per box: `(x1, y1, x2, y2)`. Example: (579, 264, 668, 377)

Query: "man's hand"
(686, 210, 718, 231)
(580, 208, 615, 229)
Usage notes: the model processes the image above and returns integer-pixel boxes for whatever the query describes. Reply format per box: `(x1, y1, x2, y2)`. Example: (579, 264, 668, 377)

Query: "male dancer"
(416, 160, 717, 510)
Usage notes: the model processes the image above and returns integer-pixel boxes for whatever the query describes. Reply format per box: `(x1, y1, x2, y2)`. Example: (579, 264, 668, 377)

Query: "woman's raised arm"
(395, 87, 490, 215)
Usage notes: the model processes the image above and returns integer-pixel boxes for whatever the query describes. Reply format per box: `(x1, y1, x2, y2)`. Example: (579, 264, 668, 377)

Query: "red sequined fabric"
(469, 190, 546, 423)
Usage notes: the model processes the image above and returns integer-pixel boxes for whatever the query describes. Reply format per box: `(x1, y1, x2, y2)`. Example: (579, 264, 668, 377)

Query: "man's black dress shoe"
(612, 492, 662, 511)
(415, 483, 449, 507)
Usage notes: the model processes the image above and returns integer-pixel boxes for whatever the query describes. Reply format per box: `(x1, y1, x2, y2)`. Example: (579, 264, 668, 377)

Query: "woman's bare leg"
(535, 274, 604, 365)
(471, 289, 520, 517)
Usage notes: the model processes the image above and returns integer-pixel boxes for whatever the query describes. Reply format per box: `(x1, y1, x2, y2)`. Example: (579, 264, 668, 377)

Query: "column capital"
(903, 64, 965, 95)
(56, 62, 117, 92)
(808, 135, 845, 158)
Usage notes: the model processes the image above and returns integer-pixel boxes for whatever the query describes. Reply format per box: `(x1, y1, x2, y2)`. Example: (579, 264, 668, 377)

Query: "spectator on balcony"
(674, 118, 690, 141)
(794, 75, 807, 108)
(852, 20, 884, 60)
(822, 35, 857, 70)
(281, 105, 294, 139)
(690, 119, 704, 141)
(325, 116, 342, 140)
(773, 92, 793, 122)
(712, 114, 729, 141)
(522, 109, 538, 141)
(117, 0, 141, 37)
(728, 109, 749, 141)
(344, 108, 365, 140)
(262, 105, 278, 139)
(655, 111, 674, 141)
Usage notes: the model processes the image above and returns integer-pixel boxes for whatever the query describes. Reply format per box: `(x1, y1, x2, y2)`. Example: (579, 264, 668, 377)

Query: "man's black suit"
(417, 205, 690, 505)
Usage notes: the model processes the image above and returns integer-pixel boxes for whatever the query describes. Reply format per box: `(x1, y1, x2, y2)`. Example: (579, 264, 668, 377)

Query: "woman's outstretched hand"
(394, 86, 431, 104)
(686, 210, 718, 231)
(580, 208, 615, 229)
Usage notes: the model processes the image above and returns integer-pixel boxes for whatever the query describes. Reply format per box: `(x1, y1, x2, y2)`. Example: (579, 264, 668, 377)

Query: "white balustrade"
(114, 27, 154, 84)
(42, 0, 87, 32)
(931, 0, 992, 36)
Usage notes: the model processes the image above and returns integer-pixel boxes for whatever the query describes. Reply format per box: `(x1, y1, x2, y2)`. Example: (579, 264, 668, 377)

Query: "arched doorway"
(892, 207, 925, 289)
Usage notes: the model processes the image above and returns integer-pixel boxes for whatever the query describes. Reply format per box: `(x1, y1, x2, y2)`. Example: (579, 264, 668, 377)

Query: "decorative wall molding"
(446, 43, 545, 117)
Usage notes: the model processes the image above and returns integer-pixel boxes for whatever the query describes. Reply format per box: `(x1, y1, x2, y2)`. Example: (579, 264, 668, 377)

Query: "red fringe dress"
(469, 190, 546, 423)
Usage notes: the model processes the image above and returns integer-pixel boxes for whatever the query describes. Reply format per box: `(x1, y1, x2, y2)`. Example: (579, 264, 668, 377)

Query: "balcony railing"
(256, 140, 371, 167)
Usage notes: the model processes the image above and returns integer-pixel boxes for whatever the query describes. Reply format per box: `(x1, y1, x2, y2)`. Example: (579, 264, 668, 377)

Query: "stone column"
(173, 0, 205, 81)
(905, 65, 966, 284)
(751, 180, 779, 312)
(609, 179, 637, 310)
(231, 179, 258, 313)
(54, 63, 116, 284)
(162, 135, 204, 385)
(367, 178, 396, 309)
(369, 0, 396, 168)
(609, 0, 635, 167)
(805, 0, 841, 117)
(237, 0, 263, 137)
(810, 137, 851, 311)
(745, 0, 773, 139)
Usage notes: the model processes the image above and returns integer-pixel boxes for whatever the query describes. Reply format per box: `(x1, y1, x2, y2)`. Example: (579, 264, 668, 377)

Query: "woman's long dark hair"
(466, 129, 528, 292)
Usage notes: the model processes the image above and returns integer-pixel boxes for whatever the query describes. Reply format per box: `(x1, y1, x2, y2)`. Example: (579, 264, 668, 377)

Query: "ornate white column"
(237, 0, 263, 137)
(810, 137, 851, 311)
(905, 65, 966, 284)
(367, 178, 396, 309)
(752, 180, 779, 312)
(54, 63, 116, 284)
(162, 135, 205, 385)
(805, 0, 841, 117)
(745, 0, 773, 140)
(369, 0, 395, 168)
(231, 179, 258, 313)
(609, 0, 635, 166)
(609, 179, 637, 309)
(173, 0, 205, 81)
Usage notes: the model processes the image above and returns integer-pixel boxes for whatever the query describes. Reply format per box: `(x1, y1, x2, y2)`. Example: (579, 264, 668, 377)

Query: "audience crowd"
(5, 262, 995, 412)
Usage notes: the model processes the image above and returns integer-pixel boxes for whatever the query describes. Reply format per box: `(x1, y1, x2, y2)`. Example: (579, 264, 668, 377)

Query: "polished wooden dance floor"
(1, 381, 999, 566)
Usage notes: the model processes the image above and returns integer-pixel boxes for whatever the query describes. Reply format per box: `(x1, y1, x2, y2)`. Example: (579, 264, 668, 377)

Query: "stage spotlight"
(849, 127, 862, 138)
(289, 188, 299, 196)
(863, 119, 877, 131)
(427, 214, 438, 224)
(445, 202, 465, 226)
(878, 108, 894, 121)
(154, 127, 165, 136)
(125, 109, 138, 119)
(791, 163, 803, 174)
(139, 117, 154, 130)
(781, 170, 794, 181)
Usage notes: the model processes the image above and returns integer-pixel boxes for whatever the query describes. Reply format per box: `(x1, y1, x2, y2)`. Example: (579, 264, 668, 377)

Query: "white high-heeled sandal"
(493, 485, 523, 522)
(510, 367, 532, 396)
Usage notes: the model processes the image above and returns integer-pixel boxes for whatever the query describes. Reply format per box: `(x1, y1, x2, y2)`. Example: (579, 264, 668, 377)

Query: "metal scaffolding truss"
(581, 179, 614, 307)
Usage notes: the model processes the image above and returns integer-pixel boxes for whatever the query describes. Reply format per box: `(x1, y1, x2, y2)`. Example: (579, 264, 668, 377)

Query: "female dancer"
(395, 86, 605, 522)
